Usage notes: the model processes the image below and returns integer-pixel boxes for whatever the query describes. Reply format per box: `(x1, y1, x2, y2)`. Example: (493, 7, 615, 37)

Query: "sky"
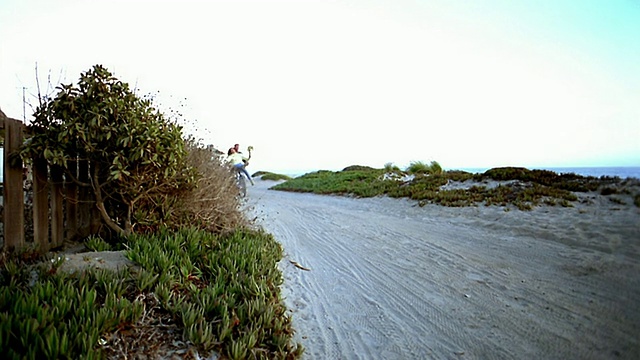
(1, 0, 639, 175)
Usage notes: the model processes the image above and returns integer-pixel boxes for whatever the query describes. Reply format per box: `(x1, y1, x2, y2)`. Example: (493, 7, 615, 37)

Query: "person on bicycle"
(233, 143, 251, 165)
(227, 147, 254, 185)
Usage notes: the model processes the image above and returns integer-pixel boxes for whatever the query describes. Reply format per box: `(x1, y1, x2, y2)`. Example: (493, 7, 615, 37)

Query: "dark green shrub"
(445, 170, 474, 182)
(342, 165, 377, 172)
(609, 197, 625, 205)
(483, 167, 530, 181)
(258, 172, 292, 181)
(601, 187, 618, 196)
(559, 199, 573, 207)
(21, 65, 196, 237)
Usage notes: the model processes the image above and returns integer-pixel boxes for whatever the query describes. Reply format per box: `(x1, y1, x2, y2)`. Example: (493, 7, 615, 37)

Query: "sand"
(247, 178, 640, 360)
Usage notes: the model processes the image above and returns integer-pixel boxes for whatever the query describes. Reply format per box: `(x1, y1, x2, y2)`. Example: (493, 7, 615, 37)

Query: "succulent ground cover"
(0, 228, 303, 359)
(271, 166, 639, 210)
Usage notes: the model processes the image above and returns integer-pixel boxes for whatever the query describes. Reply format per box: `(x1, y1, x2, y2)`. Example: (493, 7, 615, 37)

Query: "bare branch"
(35, 62, 42, 107)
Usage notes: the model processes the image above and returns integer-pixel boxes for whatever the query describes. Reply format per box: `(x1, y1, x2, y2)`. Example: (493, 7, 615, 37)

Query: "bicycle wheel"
(236, 172, 247, 197)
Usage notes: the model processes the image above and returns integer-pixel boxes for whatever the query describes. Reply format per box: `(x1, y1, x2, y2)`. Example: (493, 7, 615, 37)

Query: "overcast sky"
(1, 0, 639, 174)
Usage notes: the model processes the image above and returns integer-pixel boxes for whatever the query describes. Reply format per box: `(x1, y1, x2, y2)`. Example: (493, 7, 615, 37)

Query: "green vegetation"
(342, 165, 378, 172)
(2, 65, 300, 358)
(406, 161, 443, 175)
(384, 162, 401, 173)
(21, 65, 197, 237)
(20, 65, 246, 237)
(253, 171, 293, 181)
(272, 169, 393, 198)
(481, 167, 607, 192)
(272, 165, 632, 210)
(84, 236, 113, 252)
(4, 63, 633, 359)
(0, 228, 303, 359)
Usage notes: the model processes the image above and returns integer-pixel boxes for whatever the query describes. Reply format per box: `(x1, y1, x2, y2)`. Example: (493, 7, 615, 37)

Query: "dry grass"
(172, 142, 249, 234)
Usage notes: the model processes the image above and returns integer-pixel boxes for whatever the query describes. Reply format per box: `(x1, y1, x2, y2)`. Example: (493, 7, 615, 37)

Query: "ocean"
(456, 167, 640, 180)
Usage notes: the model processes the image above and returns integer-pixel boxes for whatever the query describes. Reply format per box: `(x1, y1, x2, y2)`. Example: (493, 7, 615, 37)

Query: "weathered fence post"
(51, 165, 64, 248)
(77, 159, 92, 238)
(32, 156, 49, 251)
(2, 108, 105, 253)
(2, 114, 25, 251)
(65, 157, 79, 241)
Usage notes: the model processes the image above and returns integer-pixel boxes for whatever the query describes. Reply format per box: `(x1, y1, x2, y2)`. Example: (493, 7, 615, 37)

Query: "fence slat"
(51, 165, 64, 248)
(77, 159, 92, 238)
(65, 157, 78, 241)
(32, 156, 49, 251)
(3, 117, 25, 251)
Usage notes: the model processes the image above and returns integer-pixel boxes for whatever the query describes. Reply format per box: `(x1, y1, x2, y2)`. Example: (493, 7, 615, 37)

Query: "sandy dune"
(248, 179, 640, 360)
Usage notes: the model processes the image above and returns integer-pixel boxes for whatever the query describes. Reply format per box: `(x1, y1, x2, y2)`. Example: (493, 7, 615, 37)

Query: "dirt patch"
(56, 250, 139, 274)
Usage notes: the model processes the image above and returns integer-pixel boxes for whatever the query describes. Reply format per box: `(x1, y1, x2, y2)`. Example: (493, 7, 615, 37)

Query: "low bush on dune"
(445, 170, 475, 182)
(342, 165, 377, 172)
(254, 171, 293, 181)
(481, 167, 615, 192)
(271, 164, 633, 210)
(271, 168, 393, 198)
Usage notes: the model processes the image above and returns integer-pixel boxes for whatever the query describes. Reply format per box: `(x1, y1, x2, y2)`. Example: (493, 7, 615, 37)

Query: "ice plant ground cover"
(0, 228, 304, 359)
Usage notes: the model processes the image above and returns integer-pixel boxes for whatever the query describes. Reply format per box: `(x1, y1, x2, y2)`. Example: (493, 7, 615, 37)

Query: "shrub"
(384, 162, 401, 173)
(271, 168, 386, 197)
(258, 172, 292, 181)
(166, 139, 247, 234)
(609, 197, 625, 205)
(342, 165, 377, 172)
(445, 170, 474, 182)
(21, 65, 196, 237)
(483, 167, 530, 181)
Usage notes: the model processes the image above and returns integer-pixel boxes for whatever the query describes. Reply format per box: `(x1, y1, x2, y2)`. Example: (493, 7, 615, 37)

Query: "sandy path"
(248, 179, 640, 360)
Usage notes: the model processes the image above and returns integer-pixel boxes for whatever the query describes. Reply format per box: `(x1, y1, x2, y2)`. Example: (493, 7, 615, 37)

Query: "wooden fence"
(1, 110, 100, 253)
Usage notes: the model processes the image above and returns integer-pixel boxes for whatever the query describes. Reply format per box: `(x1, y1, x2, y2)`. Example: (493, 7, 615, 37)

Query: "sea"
(455, 167, 640, 180)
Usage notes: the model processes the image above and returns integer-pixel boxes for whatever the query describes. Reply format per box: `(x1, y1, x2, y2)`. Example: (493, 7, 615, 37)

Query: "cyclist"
(227, 147, 254, 186)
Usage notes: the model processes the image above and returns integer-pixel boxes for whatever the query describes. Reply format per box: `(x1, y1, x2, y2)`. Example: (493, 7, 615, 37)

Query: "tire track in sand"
(248, 181, 640, 360)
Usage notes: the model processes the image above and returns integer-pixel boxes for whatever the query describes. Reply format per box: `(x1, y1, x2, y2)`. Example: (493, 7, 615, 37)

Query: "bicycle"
(231, 145, 253, 198)
(234, 167, 247, 197)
